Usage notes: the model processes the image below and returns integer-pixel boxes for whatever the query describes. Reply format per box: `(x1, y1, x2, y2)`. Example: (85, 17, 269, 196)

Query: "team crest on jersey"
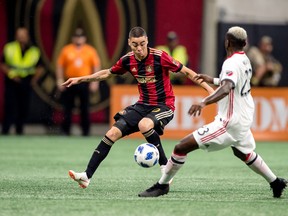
(152, 108, 161, 113)
(146, 65, 153, 73)
(226, 71, 233, 76)
(131, 67, 137, 72)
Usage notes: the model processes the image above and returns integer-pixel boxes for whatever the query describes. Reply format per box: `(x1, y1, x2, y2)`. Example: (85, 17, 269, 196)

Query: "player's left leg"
(139, 118, 168, 166)
(232, 131, 287, 198)
(139, 107, 174, 167)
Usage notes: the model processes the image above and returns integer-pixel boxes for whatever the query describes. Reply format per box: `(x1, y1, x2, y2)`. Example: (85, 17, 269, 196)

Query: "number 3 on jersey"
(197, 126, 209, 136)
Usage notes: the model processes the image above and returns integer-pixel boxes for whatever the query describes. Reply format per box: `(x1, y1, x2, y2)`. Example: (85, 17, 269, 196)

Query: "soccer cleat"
(160, 165, 173, 184)
(270, 177, 287, 198)
(68, 170, 90, 189)
(138, 182, 169, 197)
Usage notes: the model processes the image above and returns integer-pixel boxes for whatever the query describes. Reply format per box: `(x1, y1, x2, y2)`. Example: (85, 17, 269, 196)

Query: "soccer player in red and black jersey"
(62, 27, 214, 189)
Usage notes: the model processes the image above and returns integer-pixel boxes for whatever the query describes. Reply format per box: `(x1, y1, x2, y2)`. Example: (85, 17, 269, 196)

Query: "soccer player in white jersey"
(138, 26, 287, 198)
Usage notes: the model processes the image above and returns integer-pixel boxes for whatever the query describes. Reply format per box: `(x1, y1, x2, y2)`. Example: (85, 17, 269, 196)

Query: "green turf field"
(0, 135, 287, 216)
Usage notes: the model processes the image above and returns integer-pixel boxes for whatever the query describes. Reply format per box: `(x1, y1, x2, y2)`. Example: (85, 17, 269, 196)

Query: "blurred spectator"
(56, 28, 101, 136)
(0, 27, 43, 135)
(156, 31, 189, 85)
(247, 36, 282, 87)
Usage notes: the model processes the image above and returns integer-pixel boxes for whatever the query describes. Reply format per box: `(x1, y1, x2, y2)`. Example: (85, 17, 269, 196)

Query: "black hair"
(226, 33, 246, 49)
(128, 26, 147, 38)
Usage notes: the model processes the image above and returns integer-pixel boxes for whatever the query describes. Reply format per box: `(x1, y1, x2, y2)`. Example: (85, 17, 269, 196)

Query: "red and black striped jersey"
(110, 48, 183, 110)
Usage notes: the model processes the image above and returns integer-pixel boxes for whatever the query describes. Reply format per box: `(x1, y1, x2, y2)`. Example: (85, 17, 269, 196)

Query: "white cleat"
(160, 165, 173, 184)
(68, 170, 90, 188)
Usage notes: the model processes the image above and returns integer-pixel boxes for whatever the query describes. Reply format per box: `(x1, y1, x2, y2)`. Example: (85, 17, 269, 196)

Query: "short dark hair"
(129, 27, 147, 38)
(226, 33, 246, 49)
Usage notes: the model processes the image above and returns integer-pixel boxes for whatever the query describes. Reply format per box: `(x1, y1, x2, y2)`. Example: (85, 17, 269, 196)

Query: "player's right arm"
(62, 69, 112, 87)
(188, 80, 233, 117)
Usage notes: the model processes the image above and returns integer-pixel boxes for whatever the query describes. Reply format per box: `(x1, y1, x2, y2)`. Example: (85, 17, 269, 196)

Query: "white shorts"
(193, 117, 255, 154)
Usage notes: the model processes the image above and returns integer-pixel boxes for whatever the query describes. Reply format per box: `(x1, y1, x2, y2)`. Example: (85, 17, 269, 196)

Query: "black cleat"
(138, 182, 169, 197)
(270, 178, 287, 198)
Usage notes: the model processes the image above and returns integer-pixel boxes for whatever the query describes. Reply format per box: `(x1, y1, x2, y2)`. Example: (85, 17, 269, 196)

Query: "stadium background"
(0, 0, 203, 126)
(0, 0, 287, 139)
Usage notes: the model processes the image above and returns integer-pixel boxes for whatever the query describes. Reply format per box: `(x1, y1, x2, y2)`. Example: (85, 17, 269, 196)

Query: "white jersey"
(193, 51, 256, 153)
(218, 51, 254, 140)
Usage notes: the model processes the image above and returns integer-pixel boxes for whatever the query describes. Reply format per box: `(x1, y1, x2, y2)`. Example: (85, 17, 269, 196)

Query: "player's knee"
(138, 118, 154, 133)
(232, 147, 246, 161)
(174, 143, 187, 155)
(174, 135, 198, 155)
(113, 118, 130, 137)
(105, 126, 122, 142)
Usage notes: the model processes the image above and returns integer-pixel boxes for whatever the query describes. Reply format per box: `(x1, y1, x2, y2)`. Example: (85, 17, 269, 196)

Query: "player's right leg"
(233, 147, 287, 198)
(68, 126, 122, 188)
(138, 133, 198, 197)
(68, 170, 90, 188)
(232, 132, 287, 198)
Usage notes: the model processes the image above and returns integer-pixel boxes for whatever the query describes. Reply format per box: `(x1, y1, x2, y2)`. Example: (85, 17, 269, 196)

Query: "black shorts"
(113, 103, 174, 136)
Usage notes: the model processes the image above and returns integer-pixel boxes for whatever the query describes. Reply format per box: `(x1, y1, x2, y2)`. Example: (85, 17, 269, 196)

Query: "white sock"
(245, 152, 276, 183)
(159, 152, 187, 184)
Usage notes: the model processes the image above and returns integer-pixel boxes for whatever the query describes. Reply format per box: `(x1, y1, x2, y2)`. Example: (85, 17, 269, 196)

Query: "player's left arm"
(179, 66, 214, 94)
(188, 80, 234, 116)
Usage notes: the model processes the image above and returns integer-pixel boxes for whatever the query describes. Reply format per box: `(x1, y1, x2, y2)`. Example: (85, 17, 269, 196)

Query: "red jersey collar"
(226, 51, 245, 59)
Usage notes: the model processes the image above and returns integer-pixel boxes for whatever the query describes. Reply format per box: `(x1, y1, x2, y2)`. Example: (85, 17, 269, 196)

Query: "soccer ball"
(134, 143, 159, 168)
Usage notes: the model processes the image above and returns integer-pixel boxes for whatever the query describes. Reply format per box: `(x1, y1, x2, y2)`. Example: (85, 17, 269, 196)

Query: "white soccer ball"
(134, 143, 159, 168)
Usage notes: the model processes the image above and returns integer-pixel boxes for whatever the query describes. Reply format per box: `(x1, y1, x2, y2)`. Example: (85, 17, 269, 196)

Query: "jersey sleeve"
(220, 59, 237, 86)
(110, 56, 128, 75)
(161, 51, 183, 73)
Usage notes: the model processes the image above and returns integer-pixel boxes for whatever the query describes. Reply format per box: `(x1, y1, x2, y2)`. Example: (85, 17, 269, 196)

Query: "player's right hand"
(188, 102, 205, 117)
(62, 78, 80, 87)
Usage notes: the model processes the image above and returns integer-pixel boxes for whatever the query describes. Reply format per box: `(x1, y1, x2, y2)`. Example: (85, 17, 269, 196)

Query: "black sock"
(85, 136, 113, 178)
(142, 129, 168, 166)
